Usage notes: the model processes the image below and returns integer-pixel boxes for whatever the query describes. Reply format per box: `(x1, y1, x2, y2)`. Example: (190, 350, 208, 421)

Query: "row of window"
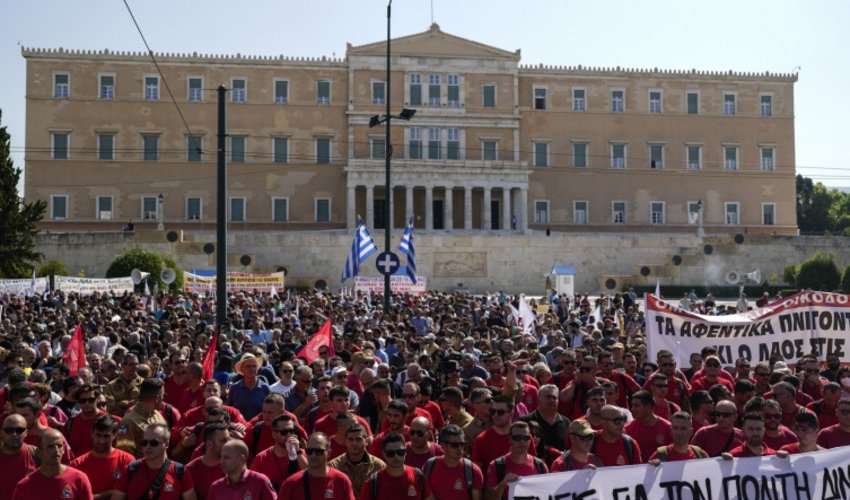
(532, 86, 773, 116)
(531, 141, 776, 171)
(48, 195, 328, 223)
(532, 200, 777, 226)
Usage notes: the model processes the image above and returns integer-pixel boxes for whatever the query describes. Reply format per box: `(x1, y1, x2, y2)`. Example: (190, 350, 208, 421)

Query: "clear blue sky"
(2, 0, 848, 187)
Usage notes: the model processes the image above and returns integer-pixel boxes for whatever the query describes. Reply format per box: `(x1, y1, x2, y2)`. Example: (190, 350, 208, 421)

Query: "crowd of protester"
(0, 287, 847, 499)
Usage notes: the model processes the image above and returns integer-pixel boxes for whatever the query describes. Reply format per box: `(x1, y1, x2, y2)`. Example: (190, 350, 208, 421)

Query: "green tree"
(841, 265, 850, 293)
(0, 110, 46, 278)
(106, 248, 183, 291)
(796, 252, 840, 291)
(36, 259, 70, 289)
(781, 263, 799, 287)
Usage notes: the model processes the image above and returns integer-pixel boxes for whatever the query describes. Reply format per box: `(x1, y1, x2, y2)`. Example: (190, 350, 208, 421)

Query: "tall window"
(573, 88, 585, 111)
(686, 145, 701, 169)
(573, 143, 587, 168)
(274, 80, 289, 104)
(574, 201, 588, 224)
(725, 203, 740, 225)
(649, 145, 663, 169)
(188, 77, 203, 102)
(761, 147, 775, 171)
(408, 128, 422, 159)
(98, 134, 114, 160)
(229, 198, 245, 222)
(687, 202, 701, 225)
(761, 95, 772, 116)
(686, 92, 699, 114)
(99, 75, 114, 99)
(611, 144, 626, 168)
(316, 80, 330, 105)
(54, 73, 69, 98)
(611, 90, 624, 112)
(447, 128, 460, 160)
(231, 79, 246, 102)
(534, 201, 549, 224)
(534, 88, 547, 110)
(723, 93, 736, 115)
(482, 140, 498, 161)
(650, 202, 665, 224)
(187, 197, 202, 220)
(428, 128, 441, 160)
(142, 196, 157, 220)
(428, 75, 440, 106)
(649, 91, 661, 113)
(533, 142, 548, 167)
(273, 137, 288, 163)
(409, 74, 422, 106)
(315, 198, 331, 222)
(316, 138, 331, 164)
(142, 134, 158, 161)
(612, 201, 626, 224)
(447, 75, 460, 107)
(273, 198, 289, 222)
(51, 195, 68, 220)
(187, 136, 203, 162)
(370, 138, 385, 160)
(372, 81, 385, 104)
(724, 146, 738, 170)
(762, 204, 775, 225)
(483, 85, 496, 108)
(144, 76, 159, 100)
(97, 196, 113, 220)
(52, 133, 69, 159)
(230, 136, 246, 163)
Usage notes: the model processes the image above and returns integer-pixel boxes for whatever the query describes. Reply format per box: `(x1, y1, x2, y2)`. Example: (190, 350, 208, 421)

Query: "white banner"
(511, 446, 850, 500)
(183, 272, 285, 294)
(0, 277, 48, 296)
(54, 275, 134, 295)
(354, 276, 428, 295)
(645, 291, 850, 366)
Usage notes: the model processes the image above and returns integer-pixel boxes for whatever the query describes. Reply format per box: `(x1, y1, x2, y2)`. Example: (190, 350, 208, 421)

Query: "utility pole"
(216, 85, 228, 330)
(383, 0, 392, 313)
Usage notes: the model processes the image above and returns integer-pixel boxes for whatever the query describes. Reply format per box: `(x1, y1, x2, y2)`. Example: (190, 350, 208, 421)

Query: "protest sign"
(54, 275, 134, 295)
(0, 277, 48, 296)
(511, 446, 850, 500)
(183, 271, 285, 294)
(645, 291, 850, 366)
(354, 276, 427, 295)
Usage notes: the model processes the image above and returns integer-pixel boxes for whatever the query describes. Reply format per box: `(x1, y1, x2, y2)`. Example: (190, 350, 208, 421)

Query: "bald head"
(715, 400, 737, 413)
(3, 414, 25, 429)
(600, 405, 624, 420)
(410, 416, 431, 430)
(40, 428, 64, 449)
(222, 439, 249, 458)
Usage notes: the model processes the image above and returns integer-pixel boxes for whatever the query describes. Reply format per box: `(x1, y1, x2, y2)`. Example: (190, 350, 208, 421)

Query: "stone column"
(405, 186, 414, 226)
(482, 187, 492, 231)
(365, 185, 374, 229)
(347, 186, 356, 229)
(519, 187, 528, 231)
(445, 187, 453, 230)
(502, 187, 511, 231)
(425, 185, 434, 230)
(464, 186, 473, 230)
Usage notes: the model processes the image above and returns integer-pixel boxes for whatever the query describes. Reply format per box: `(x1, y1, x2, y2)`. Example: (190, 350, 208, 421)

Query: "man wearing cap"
(550, 420, 603, 471)
(227, 353, 271, 421)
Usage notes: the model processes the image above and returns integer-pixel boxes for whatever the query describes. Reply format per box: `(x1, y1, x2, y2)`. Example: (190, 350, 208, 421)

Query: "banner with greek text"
(54, 275, 134, 295)
(645, 291, 850, 366)
(0, 277, 48, 296)
(182, 271, 285, 294)
(511, 447, 850, 500)
(354, 276, 428, 295)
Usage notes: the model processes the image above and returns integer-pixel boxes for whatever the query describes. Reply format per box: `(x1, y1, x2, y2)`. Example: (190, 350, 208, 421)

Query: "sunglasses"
(562, 360, 576, 365)
(78, 397, 96, 404)
(97, 401, 108, 408)
(384, 449, 406, 458)
(402, 394, 418, 399)
(274, 429, 297, 435)
(510, 434, 531, 442)
(2, 427, 25, 435)
(579, 367, 594, 373)
(305, 448, 327, 456)
(141, 439, 162, 447)
(653, 384, 668, 389)
(410, 430, 429, 437)
(570, 432, 594, 442)
(490, 409, 510, 416)
(755, 372, 770, 377)
(805, 368, 820, 374)
(706, 363, 720, 368)
(839, 409, 850, 416)
(712, 411, 735, 418)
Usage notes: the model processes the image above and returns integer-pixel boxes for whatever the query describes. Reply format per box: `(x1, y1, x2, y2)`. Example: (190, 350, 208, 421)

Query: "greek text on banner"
(511, 446, 850, 500)
(183, 272, 284, 294)
(645, 291, 850, 366)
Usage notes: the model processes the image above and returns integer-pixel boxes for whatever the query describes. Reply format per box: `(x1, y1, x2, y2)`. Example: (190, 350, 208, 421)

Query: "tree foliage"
(37, 259, 70, 289)
(841, 265, 850, 293)
(781, 263, 799, 287)
(106, 248, 183, 291)
(0, 110, 46, 278)
(796, 252, 841, 291)
(796, 174, 850, 235)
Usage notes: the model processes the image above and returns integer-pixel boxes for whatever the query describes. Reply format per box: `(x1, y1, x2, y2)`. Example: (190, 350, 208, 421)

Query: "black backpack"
(493, 456, 546, 484)
(424, 457, 474, 499)
(127, 459, 184, 500)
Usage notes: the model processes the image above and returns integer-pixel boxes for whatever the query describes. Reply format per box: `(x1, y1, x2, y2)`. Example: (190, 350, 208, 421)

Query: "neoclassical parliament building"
(23, 24, 798, 236)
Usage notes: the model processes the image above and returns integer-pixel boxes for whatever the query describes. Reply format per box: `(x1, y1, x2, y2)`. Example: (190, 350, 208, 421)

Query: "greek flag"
(341, 220, 377, 283)
(398, 219, 417, 284)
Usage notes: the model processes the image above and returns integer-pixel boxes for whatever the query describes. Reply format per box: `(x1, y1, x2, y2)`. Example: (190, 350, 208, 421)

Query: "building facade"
(23, 24, 798, 235)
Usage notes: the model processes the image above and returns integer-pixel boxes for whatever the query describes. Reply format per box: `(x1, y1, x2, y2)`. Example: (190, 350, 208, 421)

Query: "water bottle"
(287, 441, 298, 461)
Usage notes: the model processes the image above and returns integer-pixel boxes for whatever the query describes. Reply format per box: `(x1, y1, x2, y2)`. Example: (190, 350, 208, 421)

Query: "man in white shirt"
(270, 362, 296, 396)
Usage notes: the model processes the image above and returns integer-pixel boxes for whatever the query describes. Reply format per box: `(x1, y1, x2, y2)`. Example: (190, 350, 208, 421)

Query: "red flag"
(298, 319, 334, 364)
(202, 334, 218, 381)
(62, 323, 87, 376)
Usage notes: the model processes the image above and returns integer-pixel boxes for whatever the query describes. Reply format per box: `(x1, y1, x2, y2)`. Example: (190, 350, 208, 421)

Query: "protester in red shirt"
(0, 414, 39, 500)
(370, 400, 411, 460)
(800, 356, 828, 401)
(113, 423, 196, 500)
(551, 420, 603, 472)
(753, 363, 773, 395)
(772, 381, 816, 429)
(16, 396, 74, 463)
(472, 394, 519, 471)
(207, 439, 276, 500)
(11, 429, 92, 500)
(724, 413, 785, 458)
(551, 349, 577, 391)
(691, 399, 743, 456)
(647, 350, 691, 410)
(277, 433, 355, 500)
(808, 382, 841, 429)
(185, 423, 228, 500)
(591, 404, 642, 467)
(164, 352, 190, 409)
(561, 356, 603, 419)
(250, 414, 307, 491)
(68, 415, 134, 499)
(648, 374, 680, 421)
(690, 356, 734, 395)
(417, 383, 445, 430)
(761, 399, 798, 450)
(484, 421, 547, 500)
(245, 393, 306, 459)
(63, 384, 109, 455)
(302, 377, 334, 434)
(360, 432, 433, 500)
(314, 386, 372, 439)
(688, 391, 714, 435)
(405, 416, 443, 470)
(624, 390, 672, 460)
(816, 398, 850, 448)
(597, 351, 640, 409)
(176, 362, 206, 414)
(423, 425, 483, 500)
(647, 411, 708, 462)
(380, 382, 433, 432)
(178, 394, 248, 431)
(732, 379, 756, 416)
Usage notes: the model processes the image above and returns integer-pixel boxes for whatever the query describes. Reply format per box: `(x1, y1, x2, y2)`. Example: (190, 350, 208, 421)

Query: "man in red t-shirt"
(648, 374, 680, 421)
(64, 384, 109, 455)
(380, 382, 433, 431)
(808, 382, 841, 429)
(781, 412, 823, 454)
(250, 414, 307, 491)
(484, 422, 548, 500)
(0, 414, 39, 500)
(176, 362, 206, 415)
(761, 399, 798, 450)
(471, 394, 515, 471)
(598, 352, 641, 409)
(68, 415, 134, 498)
(690, 356, 734, 395)
(773, 381, 816, 429)
(370, 400, 410, 460)
(816, 398, 850, 448)
(277, 433, 355, 500)
(245, 393, 307, 459)
(551, 420, 603, 472)
(185, 423, 228, 499)
(314, 386, 372, 439)
(16, 396, 73, 463)
(405, 416, 443, 470)
(113, 423, 196, 499)
(208, 439, 276, 500)
(164, 352, 190, 409)
(647, 350, 691, 410)
(11, 429, 92, 500)
(592, 405, 642, 467)
(624, 390, 672, 460)
(360, 432, 433, 500)
(423, 425, 483, 500)
(724, 413, 785, 458)
(647, 412, 708, 462)
(691, 400, 743, 456)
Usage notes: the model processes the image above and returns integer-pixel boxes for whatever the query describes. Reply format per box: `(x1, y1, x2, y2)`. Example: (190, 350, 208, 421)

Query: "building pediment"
(347, 23, 520, 61)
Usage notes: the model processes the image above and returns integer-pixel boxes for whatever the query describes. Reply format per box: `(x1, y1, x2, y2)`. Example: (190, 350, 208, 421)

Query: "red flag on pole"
(298, 319, 334, 364)
(202, 334, 218, 381)
(62, 323, 87, 376)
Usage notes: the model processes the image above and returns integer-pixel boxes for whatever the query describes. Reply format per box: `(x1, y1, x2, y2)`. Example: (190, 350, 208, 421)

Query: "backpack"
(127, 458, 184, 500)
(557, 450, 603, 471)
(590, 433, 637, 465)
(371, 467, 425, 499)
(493, 456, 546, 484)
(654, 444, 708, 462)
(424, 457, 474, 499)
(27, 444, 41, 467)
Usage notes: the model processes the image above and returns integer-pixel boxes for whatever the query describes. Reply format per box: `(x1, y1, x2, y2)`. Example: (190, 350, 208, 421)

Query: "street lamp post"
(157, 193, 164, 230)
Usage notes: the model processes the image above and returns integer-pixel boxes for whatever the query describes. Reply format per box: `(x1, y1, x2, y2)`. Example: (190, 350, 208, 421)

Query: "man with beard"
(724, 413, 788, 458)
(185, 423, 229, 500)
(64, 384, 110, 455)
(68, 415, 134, 499)
(561, 356, 602, 419)
(277, 432, 355, 500)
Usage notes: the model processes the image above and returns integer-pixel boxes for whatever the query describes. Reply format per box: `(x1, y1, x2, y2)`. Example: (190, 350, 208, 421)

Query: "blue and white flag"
(341, 220, 378, 282)
(398, 219, 417, 284)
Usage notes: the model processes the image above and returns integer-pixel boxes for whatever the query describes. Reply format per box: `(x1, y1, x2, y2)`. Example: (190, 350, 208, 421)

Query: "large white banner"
(0, 277, 48, 296)
(354, 276, 428, 295)
(645, 291, 850, 366)
(511, 447, 850, 500)
(54, 275, 134, 295)
(183, 272, 285, 294)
